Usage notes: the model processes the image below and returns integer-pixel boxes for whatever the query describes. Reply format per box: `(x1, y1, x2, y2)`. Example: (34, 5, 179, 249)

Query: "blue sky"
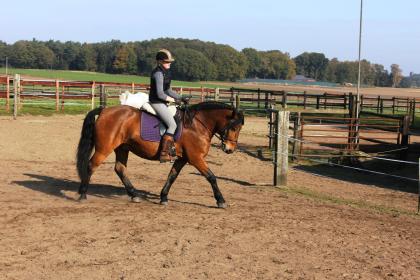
(2, 0, 420, 75)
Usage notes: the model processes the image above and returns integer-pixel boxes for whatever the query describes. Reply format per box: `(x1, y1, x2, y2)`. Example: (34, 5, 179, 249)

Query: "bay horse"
(76, 101, 244, 208)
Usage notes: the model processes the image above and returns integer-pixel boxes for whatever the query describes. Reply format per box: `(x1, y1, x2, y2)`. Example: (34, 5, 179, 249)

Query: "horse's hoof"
(217, 202, 227, 209)
(78, 194, 87, 201)
(160, 201, 168, 206)
(131, 196, 143, 203)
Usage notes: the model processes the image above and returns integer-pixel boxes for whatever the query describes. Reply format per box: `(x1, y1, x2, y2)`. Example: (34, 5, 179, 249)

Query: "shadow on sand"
(294, 163, 418, 194)
(12, 173, 159, 201)
(12, 173, 231, 209)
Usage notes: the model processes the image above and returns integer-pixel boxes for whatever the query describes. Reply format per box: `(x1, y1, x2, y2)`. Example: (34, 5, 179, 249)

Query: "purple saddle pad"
(140, 111, 182, 142)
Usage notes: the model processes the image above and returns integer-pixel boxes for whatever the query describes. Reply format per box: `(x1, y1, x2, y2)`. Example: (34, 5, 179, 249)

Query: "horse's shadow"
(12, 173, 230, 209)
(13, 173, 159, 201)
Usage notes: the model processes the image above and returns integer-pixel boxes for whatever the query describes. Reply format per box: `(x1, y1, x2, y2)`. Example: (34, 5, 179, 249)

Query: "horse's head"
(219, 109, 244, 154)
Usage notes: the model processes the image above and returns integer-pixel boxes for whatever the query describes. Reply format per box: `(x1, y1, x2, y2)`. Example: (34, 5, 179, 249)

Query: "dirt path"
(0, 114, 419, 279)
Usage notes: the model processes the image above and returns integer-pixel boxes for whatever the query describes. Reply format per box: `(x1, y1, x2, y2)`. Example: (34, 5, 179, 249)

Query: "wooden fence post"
(418, 157, 420, 213)
(303, 91, 307, 109)
(91, 82, 96, 109)
(61, 85, 65, 111)
(13, 74, 20, 119)
(214, 88, 219, 101)
(343, 93, 347, 109)
(6, 76, 10, 112)
(411, 99, 416, 127)
(131, 82, 135, 93)
(292, 112, 301, 162)
(274, 110, 289, 186)
(257, 88, 261, 108)
(380, 98, 384, 114)
(265, 91, 269, 109)
(268, 105, 275, 149)
(392, 97, 396, 115)
(55, 80, 59, 112)
(282, 90, 288, 109)
(347, 93, 358, 151)
(400, 115, 410, 160)
(323, 92, 327, 109)
(201, 86, 205, 102)
(100, 84, 107, 108)
(235, 93, 240, 109)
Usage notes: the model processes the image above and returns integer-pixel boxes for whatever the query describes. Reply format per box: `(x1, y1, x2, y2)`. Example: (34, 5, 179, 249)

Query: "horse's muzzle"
(222, 143, 234, 154)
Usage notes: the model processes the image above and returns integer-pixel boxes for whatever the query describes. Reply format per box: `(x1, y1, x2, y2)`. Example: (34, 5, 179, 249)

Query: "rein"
(188, 109, 243, 144)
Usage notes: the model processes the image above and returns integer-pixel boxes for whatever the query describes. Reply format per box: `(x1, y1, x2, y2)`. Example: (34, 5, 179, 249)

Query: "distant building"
(292, 75, 316, 82)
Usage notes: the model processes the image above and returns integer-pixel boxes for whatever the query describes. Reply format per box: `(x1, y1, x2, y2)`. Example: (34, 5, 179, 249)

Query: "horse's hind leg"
(78, 151, 108, 200)
(114, 147, 141, 201)
(160, 157, 187, 205)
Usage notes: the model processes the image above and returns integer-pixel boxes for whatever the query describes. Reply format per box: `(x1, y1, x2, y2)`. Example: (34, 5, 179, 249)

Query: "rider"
(149, 49, 187, 163)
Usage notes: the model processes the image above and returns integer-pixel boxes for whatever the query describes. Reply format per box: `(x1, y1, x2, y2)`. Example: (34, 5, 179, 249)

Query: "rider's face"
(161, 62, 171, 69)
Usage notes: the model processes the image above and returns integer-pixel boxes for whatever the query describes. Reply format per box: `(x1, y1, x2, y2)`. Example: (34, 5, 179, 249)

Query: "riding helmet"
(156, 49, 175, 63)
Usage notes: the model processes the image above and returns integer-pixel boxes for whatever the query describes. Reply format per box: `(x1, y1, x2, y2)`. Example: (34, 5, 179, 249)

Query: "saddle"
(140, 110, 183, 142)
(119, 91, 184, 142)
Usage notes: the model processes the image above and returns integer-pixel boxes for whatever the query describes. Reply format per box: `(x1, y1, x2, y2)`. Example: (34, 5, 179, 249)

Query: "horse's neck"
(194, 109, 228, 135)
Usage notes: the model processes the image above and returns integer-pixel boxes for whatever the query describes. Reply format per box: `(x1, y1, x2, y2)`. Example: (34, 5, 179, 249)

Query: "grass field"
(0, 68, 225, 88)
(1, 68, 420, 124)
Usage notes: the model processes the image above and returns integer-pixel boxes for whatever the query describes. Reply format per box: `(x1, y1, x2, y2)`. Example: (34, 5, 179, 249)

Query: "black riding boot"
(160, 133, 176, 163)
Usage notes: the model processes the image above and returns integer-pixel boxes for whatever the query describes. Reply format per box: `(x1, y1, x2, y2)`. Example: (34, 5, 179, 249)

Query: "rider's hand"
(175, 99, 183, 106)
(180, 96, 190, 104)
(166, 97, 176, 103)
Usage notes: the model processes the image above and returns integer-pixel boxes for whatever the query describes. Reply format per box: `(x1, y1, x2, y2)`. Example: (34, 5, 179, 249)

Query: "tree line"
(0, 38, 416, 87)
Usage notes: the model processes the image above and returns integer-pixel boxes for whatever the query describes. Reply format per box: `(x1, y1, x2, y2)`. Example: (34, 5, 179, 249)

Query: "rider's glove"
(180, 96, 190, 104)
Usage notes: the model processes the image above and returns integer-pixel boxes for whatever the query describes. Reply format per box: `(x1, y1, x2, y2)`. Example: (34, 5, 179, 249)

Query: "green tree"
(72, 44, 97, 71)
(8, 41, 36, 68)
(171, 48, 217, 81)
(204, 45, 248, 81)
(372, 64, 390, 87)
(294, 52, 329, 80)
(31, 41, 55, 69)
(259, 50, 295, 80)
(390, 64, 403, 87)
(242, 48, 262, 78)
(113, 44, 137, 74)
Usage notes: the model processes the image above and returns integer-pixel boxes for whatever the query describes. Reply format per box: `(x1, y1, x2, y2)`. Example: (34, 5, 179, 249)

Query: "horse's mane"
(187, 101, 234, 112)
(182, 101, 243, 127)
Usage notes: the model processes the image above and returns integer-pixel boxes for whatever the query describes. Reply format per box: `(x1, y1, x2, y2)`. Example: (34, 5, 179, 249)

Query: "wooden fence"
(229, 87, 418, 126)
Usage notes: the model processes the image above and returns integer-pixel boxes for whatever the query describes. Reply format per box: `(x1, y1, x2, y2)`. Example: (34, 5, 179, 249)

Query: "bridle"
(217, 115, 244, 145)
(192, 109, 244, 146)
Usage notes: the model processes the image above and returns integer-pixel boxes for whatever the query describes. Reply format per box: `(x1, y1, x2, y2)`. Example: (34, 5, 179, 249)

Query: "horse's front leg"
(160, 157, 187, 205)
(190, 158, 226, 209)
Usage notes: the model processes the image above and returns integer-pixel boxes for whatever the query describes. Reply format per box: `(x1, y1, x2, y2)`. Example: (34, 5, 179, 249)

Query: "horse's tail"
(76, 107, 103, 181)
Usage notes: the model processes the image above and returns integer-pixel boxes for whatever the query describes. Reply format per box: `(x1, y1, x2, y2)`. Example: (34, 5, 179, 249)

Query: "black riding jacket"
(149, 65, 180, 104)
